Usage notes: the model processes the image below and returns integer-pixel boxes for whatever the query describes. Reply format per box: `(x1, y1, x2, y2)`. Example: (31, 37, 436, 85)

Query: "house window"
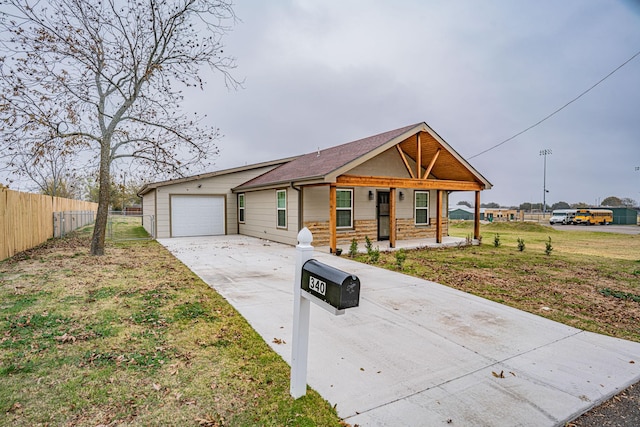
(336, 189, 353, 228)
(238, 193, 245, 223)
(415, 191, 429, 225)
(276, 189, 287, 228)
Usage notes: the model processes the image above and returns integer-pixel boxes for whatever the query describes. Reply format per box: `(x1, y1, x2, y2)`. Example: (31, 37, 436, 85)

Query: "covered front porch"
(326, 183, 482, 254)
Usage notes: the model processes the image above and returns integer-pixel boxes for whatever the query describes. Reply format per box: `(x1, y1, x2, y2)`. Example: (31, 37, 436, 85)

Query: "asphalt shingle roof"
(236, 123, 420, 190)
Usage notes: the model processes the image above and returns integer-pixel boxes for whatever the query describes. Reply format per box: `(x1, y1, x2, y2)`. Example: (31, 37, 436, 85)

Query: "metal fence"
(107, 212, 155, 241)
(53, 210, 96, 238)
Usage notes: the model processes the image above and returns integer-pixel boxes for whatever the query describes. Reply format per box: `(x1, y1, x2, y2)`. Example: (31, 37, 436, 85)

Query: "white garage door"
(171, 195, 225, 237)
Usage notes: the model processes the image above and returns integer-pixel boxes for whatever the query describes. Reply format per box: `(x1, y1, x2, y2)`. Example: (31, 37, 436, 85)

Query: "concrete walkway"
(159, 235, 640, 426)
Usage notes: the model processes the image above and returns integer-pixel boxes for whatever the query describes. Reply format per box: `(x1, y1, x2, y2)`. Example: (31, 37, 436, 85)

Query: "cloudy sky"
(191, 0, 640, 208)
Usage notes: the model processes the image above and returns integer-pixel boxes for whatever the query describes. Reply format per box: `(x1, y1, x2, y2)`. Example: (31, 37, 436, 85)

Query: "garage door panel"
(171, 195, 225, 237)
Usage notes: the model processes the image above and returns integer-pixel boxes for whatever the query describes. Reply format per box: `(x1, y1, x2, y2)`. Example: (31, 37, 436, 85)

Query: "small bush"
(349, 238, 358, 258)
(493, 233, 501, 247)
(365, 236, 373, 255)
(545, 236, 553, 256)
(368, 247, 380, 264)
(395, 249, 407, 270)
(517, 238, 525, 252)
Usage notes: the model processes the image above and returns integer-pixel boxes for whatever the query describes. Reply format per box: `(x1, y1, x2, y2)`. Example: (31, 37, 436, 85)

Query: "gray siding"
(142, 190, 156, 236)
(239, 188, 299, 245)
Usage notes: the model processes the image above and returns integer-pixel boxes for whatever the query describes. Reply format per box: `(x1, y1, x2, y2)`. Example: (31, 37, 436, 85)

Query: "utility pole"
(540, 149, 552, 215)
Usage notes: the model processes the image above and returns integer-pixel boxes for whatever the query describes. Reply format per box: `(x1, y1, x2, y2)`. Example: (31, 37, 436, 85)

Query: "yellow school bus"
(573, 209, 613, 225)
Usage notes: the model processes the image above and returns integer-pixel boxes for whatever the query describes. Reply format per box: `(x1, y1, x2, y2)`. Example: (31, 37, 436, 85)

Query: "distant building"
(607, 207, 640, 225)
(449, 207, 476, 220)
(483, 208, 518, 222)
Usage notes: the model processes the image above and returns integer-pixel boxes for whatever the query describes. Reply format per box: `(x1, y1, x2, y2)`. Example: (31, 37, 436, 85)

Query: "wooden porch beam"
(389, 187, 396, 248)
(422, 148, 441, 180)
(416, 133, 422, 179)
(396, 145, 416, 179)
(436, 190, 442, 243)
(329, 184, 337, 253)
(474, 191, 481, 240)
(336, 175, 484, 191)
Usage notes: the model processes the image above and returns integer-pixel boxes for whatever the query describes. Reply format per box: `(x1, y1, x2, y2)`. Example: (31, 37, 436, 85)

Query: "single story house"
(138, 122, 492, 252)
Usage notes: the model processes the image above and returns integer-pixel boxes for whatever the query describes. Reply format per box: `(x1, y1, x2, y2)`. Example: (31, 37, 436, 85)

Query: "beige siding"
(142, 191, 156, 236)
(302, 186, 329, 222)
(239, 188, 299, 245)
(348, 147, 412, 177)
(152, 166, 277, 238)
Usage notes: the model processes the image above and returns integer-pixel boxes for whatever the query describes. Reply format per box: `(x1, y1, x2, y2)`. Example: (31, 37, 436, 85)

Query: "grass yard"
(355, 221, 640, 343)
(107, 215, 151, 240)
(0, 230, 343, 426)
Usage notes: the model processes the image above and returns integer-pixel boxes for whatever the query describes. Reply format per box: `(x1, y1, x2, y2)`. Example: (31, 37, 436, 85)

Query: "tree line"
(458, 196, 638, 210)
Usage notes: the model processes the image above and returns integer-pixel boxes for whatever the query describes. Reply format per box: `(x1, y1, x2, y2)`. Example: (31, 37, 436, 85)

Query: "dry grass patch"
(1, 233, 342, 426)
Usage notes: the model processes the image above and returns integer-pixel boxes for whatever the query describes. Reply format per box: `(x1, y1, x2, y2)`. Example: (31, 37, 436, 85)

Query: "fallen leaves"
(196, 413, 224, 427)
(55, 333, 76, 343)
(7, 402, 22, 413)
(272, 338, 286, 345)
(491, 370, 516, 379)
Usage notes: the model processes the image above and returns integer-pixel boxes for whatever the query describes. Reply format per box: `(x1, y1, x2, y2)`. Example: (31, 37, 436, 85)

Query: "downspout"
(290, 182, 303, 232)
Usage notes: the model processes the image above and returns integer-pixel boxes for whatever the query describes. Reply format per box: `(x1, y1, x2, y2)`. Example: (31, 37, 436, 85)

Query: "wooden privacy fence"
(0, 187, 98, 260)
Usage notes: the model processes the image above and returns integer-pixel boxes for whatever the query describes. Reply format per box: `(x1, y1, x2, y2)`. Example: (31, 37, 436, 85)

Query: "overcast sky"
(2, 1, 639, 208)
(190, 0, 640, 208)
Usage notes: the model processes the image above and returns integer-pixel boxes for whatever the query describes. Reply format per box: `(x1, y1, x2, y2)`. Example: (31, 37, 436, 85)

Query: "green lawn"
(354, 221, 640, 342)
(0, 233, 343, 426)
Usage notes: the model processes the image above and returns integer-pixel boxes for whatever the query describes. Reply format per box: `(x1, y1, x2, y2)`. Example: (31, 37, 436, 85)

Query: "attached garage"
(137, 159, 296, 239)
(171, 195, 225, 237)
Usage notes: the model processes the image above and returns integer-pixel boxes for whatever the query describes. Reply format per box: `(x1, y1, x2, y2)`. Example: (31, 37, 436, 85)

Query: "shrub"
(349, 238, 358, 258)
(395, 249, 407, 270)
(365, 236, 373, 255)
(493, 233, 501, 247)
(517, 238, 525, 252)
(545, 236, 553, 256)
(368, 247, 380, 264)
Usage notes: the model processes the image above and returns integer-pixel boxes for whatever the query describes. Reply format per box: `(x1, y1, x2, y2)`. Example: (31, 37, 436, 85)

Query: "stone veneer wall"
(304, 218, 448, 247)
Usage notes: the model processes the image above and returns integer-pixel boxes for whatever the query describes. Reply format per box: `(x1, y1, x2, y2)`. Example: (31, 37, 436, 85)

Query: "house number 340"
(309, 276, 326, 296)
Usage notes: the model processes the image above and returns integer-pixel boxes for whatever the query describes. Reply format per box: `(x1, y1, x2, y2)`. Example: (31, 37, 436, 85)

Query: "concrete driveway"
(159, 235, 640, 426)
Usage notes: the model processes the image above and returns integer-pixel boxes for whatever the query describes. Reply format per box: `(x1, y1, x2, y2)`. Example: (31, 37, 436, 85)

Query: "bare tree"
(0, 0, 237, 255)
(12, 144, 81, 198)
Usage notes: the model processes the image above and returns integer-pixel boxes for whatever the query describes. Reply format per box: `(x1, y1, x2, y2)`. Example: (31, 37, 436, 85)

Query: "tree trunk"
(90, 141, 111, 255)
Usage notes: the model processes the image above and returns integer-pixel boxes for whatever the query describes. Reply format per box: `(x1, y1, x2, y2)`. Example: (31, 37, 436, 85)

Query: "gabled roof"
(235, 122, 492, 191)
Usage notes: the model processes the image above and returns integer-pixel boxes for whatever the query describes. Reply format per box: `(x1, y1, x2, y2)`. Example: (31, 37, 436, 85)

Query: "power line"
(468, 49, 640, 160)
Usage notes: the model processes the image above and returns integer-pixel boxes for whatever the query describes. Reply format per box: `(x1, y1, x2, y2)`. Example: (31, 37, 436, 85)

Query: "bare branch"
(0, 0, 239, 254)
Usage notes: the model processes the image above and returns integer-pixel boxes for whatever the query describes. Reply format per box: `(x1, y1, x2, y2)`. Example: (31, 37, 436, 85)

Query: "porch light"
(399, 191, 404, 201)
(368, 190, 374, 200)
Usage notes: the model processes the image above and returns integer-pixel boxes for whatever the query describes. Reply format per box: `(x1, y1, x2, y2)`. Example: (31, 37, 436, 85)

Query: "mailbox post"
(290, 228, 360, 399)
(290, 228, 314, 398)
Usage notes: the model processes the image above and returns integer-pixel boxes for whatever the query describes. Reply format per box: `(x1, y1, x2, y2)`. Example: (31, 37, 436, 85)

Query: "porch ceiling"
(398, 132, 478, 182)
